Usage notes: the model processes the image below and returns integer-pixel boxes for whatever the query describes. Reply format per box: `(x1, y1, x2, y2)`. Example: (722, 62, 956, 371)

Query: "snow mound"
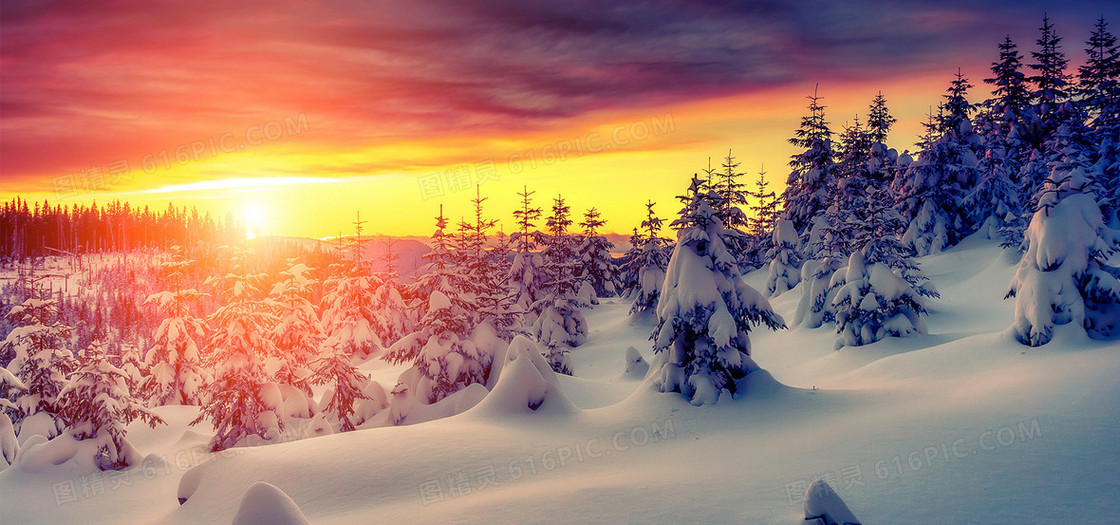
(13, 432, 77, 473)
(178, 463, 206, 505)
(623, 346, 649, 378)
(804, 479, 861, 525)
(468, 336, 576, 417)
(0, 413, 18, 469)
(230, 482, 311, 525)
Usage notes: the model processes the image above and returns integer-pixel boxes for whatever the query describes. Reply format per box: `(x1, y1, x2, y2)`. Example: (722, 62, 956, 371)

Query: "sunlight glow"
(242, 201, 268, 240)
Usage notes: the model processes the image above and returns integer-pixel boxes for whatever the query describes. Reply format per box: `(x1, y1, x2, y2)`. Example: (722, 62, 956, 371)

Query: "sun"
(241, 201, 268, 240)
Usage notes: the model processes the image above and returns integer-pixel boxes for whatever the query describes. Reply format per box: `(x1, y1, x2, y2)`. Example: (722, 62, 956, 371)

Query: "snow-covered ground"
(2, 236, 1117, 523)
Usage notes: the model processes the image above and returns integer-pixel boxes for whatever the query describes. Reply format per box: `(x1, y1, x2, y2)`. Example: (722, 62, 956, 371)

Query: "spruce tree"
(193, 251, 285, 451)
(1007, 167, 1120, 345)
(651, 175, 785, 405)
(509, 186, 544, 324)
(0, 296, 75, 437)
(57, 342, 164, 470)
(576, 207, 616, 299)
(531, 195, 587, 374)
(783, 86, 836, 237)
(629, 200, 671, 316)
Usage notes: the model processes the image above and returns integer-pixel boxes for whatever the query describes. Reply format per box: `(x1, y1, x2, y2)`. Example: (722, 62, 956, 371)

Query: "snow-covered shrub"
(651, 176, 786, 405)
(1007, 168, 1120, 345)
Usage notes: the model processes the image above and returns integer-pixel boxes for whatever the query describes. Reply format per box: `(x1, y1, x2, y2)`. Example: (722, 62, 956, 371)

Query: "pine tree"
(985, 36, 1033, 138)
(1079, 17, 1120, 122)
(651, 175, 785, 405)
(619, 227, 644, 299)
(898, 71, 981, 255)
(716, 149, 750, 233)
(269, 262, 323, 394)
(942, 69, 976, 134)
(385, 206, 464, 366)
(192, 252, 284, 451)
(576, 208, 616, 300)
(867, 91, 897, 144)
(320, 216, 389, 359)
(830, 187, 937, 348)
(483, 229, 519, 340)
(1007, 167, 1120, 345)
(56, 341, 164, 470)
(966, 130, 1024, 240)
(509, 186, 544, 325)
(783, 86, 836, 236)
(1030, 15, 1073, 109)
(311, 343, 369, 432)
(385, 207, 492, 419)
(1078, 17, 1120, 226)
(766, 219, 802, 297)
(0, 297, 75, 437)
(747, 165, 779, 237)
(629, 200, 671, 316)
(531, 195, 587, 374)
(141, 286, 209, 406)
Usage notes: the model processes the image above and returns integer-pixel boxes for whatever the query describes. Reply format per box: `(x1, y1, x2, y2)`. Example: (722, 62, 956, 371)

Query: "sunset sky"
(2, 0, 1118, 238)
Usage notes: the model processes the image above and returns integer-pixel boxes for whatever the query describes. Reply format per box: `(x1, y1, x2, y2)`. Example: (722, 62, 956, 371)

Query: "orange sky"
(2, 1, 1115, 238)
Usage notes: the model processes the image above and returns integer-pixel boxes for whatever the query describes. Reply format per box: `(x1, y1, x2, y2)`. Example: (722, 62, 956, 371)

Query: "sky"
(2, 0, 1118, 238)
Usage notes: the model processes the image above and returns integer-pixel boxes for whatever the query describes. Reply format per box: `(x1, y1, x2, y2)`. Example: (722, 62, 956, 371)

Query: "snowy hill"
(1, 236, 1117, 523)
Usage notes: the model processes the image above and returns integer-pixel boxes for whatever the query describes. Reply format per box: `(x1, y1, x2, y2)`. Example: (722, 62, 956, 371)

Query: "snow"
(230, 482, 311, 525)
(1, 238, 1119, 523)
(804, 479, 861, 525)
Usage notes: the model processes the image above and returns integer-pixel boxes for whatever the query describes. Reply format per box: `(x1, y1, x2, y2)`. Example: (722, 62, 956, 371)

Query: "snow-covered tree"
(269, 262, 323, 394)
(321, 265, 385, 359)
(1007, 168, 1120, 346)
(531, 195, 587, 374)
(766, 219, 802, 297)
(747, 165, 779, 237)
(783, 86, 836, 237)
(832, 247, 933, 349)
(1029, 15, 1074, 141)
(0, 297, 75, 437)
(140, 288, 209, 406)
(371, 242, 411, 349)
(56, 341, 164, 470)
(312, 343, 369, 432)
(987, 35, 1034, 134)
(509, 185, 544, 325)
(897, 71, 981, 255)
(576, 207, 616, 300)
(967, 131, 1024, 240)
(867, 91, 897, 145)
(715, 149, 750, 234)
(651, 175, 785, 405)
(629, 200, 671, 316)
(1078, 18, 1120, 226)
(386, 207, 493, 412)
(192, 258, 285, 451)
